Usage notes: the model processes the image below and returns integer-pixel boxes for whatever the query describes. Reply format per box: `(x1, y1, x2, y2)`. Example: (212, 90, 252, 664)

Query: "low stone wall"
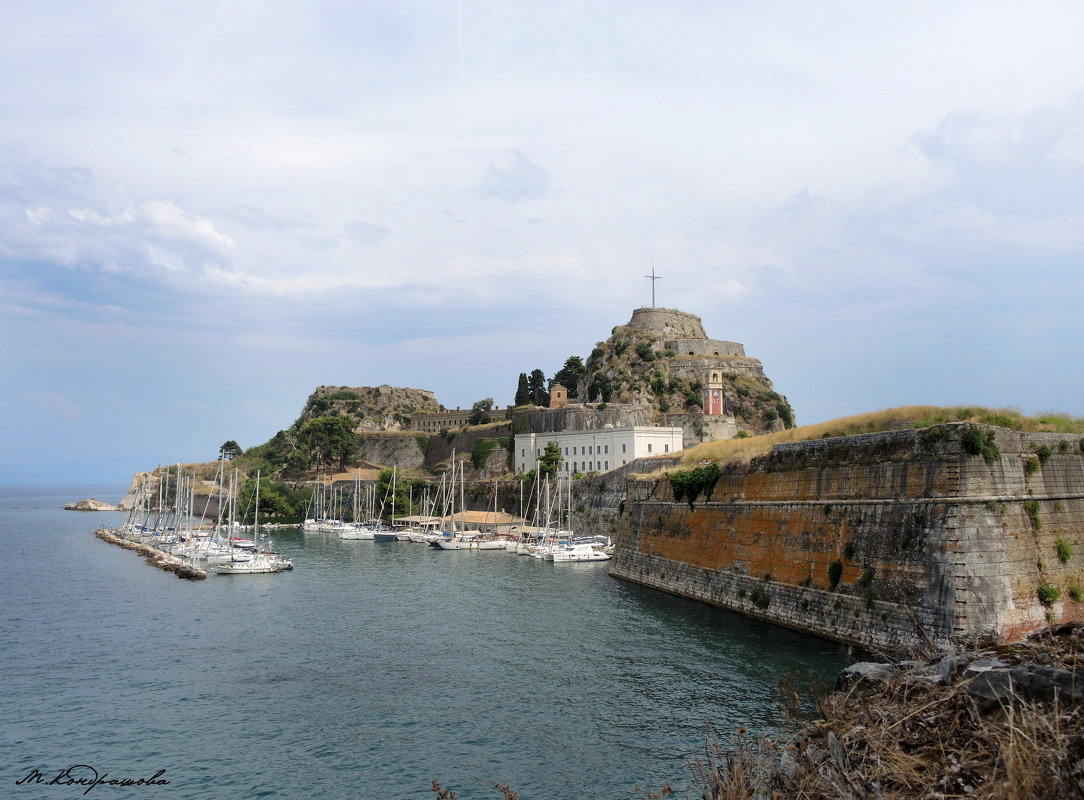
(665, 338, 746, 358)
(665, 355, 772, 388)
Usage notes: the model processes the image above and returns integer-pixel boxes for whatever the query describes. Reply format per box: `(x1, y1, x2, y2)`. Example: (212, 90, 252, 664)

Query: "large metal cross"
(644, 264, 661, 307)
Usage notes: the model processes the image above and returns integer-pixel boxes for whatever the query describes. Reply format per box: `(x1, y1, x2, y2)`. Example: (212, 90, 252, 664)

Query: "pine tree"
(528, 369, 549, 407)
(552, 356, 584, 398)
(514, 373, 529, 406)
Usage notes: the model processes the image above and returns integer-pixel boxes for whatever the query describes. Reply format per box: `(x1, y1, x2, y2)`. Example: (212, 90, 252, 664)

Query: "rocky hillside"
(294, 385, 439, 432)
(571, 308, 795, 436)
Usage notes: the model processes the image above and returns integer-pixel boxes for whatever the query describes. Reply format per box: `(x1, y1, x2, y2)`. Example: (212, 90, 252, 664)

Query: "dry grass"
(694, 625, 1084, 800)
(680, 405, 1084, 469)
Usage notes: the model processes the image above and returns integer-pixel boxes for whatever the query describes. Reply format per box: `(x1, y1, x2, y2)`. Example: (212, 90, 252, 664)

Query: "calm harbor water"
(1, 484, 849, 799)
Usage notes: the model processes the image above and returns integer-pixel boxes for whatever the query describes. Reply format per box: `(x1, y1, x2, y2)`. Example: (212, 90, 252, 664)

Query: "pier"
(95, 528, 207, 580)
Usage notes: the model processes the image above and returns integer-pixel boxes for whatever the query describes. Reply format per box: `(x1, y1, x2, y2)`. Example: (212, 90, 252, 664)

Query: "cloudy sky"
(3, 1, 1083, 484)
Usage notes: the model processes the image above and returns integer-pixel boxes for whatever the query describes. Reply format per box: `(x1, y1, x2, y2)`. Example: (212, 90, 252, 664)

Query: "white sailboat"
(339, 472, 376, 539)
(215, 471, 294, 574)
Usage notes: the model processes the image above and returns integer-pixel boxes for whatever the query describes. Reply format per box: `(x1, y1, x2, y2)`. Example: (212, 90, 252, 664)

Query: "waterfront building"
(514, 426, 683, 475)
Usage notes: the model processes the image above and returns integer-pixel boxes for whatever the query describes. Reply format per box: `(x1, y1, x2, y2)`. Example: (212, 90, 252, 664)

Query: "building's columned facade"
(514, 426, 683, 475)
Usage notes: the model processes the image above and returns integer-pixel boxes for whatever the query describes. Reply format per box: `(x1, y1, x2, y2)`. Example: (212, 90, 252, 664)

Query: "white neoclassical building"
(514, 426, 683, 475)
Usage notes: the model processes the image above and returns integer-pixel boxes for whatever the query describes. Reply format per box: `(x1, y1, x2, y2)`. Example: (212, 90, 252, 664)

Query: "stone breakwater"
(611, 424, 1084, 655)
(95, 529, 206, 580)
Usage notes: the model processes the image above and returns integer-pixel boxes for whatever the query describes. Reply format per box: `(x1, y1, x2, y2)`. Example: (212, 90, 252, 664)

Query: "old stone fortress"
(413, 306, 773, 473)
(303, 304, 1084, 655)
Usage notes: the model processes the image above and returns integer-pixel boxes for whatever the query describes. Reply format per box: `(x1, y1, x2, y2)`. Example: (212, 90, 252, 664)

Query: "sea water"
(1, 485, 848, 799)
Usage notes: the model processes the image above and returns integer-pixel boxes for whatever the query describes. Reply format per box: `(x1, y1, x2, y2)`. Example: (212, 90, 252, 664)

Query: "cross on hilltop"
(644, 265, 661, 307)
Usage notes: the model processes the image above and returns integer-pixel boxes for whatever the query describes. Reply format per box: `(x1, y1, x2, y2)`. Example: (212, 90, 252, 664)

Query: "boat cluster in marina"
(304, 455, 613, 562)
(100, 449, 614, 579)
(110, 460, 293, 575)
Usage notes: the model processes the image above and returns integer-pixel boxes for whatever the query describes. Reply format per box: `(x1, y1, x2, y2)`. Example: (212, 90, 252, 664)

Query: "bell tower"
(703, 370, 725, 416)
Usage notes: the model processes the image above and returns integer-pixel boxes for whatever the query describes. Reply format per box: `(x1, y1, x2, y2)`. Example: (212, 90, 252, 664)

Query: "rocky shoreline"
(64, 498, 119, 511)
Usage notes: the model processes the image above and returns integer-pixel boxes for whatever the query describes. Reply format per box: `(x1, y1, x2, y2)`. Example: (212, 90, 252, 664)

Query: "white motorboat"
(338, 523, 376, 540)
(545, 542, 611, 562)
(215, 551, 293, 574)
(436, 532, 506, 550)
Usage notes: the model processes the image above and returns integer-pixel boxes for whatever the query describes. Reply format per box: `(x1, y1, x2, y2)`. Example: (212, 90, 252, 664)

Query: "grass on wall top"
(680, 405, 1084, 470)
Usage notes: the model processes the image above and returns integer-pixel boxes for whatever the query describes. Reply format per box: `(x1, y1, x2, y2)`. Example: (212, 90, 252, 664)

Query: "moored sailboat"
(214, 471, 294, 574)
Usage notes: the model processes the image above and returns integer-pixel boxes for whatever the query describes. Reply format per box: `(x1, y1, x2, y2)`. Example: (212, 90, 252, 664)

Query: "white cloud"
(25, 206, 52, 224)
(345, 220, 389, 248)
(475, 151, 550, 204)
(2, 1, 1084, 477)
(1052, 125, 1084, 165)
(142, 201, 234, 249)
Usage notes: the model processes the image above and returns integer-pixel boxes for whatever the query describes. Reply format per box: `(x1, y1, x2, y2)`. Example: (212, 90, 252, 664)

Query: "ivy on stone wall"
(471, 438, 498, 471)
(669, 462, 722, 509)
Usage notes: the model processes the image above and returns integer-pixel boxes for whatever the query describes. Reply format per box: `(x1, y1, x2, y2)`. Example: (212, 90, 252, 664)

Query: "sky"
(2, 1, 1083, 484)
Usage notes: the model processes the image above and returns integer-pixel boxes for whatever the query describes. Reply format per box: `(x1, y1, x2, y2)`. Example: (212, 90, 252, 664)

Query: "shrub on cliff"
(1024, 499, 1042, 530)
(856, 566, 875, 589)
(1037, 580, 1060, 607)
(827, 559, 843, 591)
(962, 427, 1001, 463)
(962, 427, 984, 455)
(749, 589, 770, 609)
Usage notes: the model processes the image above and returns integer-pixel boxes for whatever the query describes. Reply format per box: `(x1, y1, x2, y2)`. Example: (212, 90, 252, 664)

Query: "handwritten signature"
(16, 765, 169, 795)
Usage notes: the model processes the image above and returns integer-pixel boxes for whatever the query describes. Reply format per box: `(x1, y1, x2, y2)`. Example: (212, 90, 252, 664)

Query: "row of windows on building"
(522, 442, 669, 459)
(564, 460, 617, 472)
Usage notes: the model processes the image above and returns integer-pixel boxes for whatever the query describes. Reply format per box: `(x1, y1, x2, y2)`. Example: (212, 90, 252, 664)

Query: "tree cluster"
(552, 356, 584, 398)
(514, 369, 549, 407)
(297, 415, 358, 471)
(468, 398, 494, 426)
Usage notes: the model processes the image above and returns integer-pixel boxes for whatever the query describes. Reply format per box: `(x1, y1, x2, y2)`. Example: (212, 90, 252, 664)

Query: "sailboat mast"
(254, 469, 260, 535)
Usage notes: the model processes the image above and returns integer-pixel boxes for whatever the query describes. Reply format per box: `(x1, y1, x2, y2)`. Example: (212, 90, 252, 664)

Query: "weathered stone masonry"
(610, 425, 1084, 655)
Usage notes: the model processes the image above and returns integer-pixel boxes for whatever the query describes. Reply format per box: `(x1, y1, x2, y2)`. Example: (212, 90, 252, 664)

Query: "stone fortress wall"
(665, 339, 746, 358)
(609, 424, 1084, 654)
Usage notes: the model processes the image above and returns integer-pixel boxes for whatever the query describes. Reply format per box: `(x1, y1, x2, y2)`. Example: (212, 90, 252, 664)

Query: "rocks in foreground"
(65, 498, 119, 511)
(696, 623, 1084, 799)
